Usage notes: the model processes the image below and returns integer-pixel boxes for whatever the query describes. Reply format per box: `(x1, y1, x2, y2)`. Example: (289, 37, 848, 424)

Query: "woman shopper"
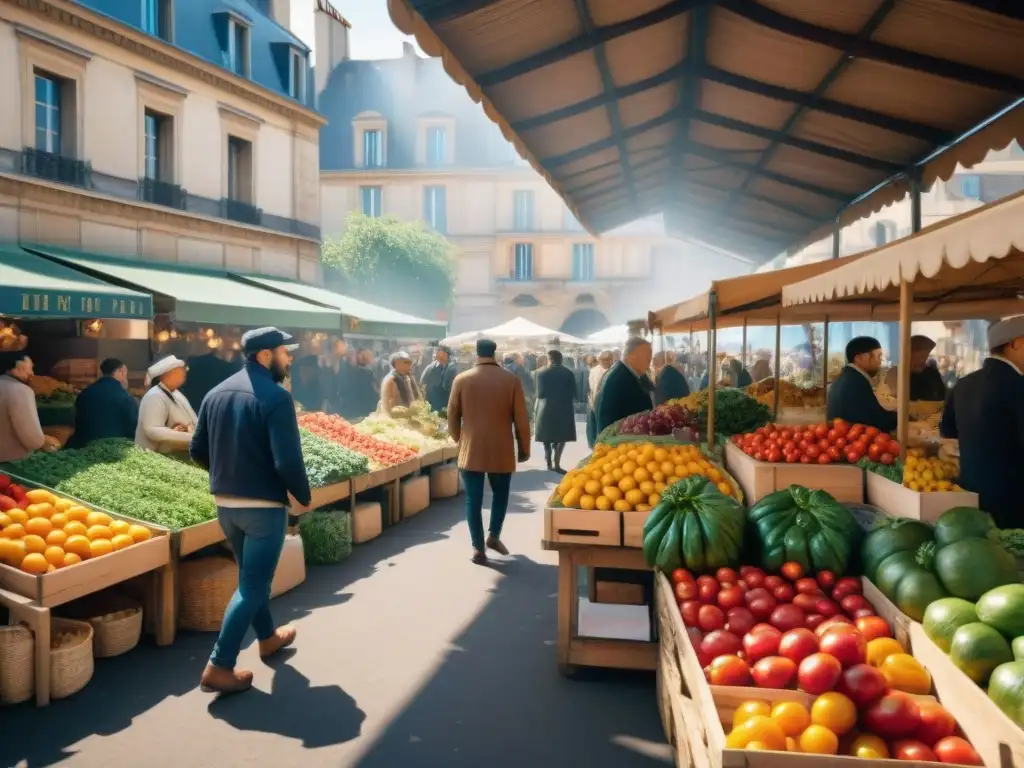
(534, 349, 577, 472)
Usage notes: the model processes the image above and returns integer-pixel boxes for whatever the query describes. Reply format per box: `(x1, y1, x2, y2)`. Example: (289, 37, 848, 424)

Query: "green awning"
(26, 246, 341, 331)
(0, 243, 153, 319)
(234, 276, 447, 340)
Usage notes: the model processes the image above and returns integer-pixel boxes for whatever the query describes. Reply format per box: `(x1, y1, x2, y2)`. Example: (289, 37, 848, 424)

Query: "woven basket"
(178, 556, 238, 632)
(57, 592, 143, 658)
(0, 624, 34, 705)
(50, 618, 94, 700)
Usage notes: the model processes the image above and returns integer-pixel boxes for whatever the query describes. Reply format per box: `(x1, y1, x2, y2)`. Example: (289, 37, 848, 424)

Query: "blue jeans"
(460, 471, 511, 552)
(210, 506, 287, 670)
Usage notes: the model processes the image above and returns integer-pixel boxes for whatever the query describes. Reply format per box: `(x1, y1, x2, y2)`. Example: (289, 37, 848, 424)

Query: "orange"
(64, 535, 91, 558)
(24, 517, 53, 538)
(24, 488, 55, 505)
(786, 737, 801, 752)
(602, 487, 623, 503)
(707, 468, 723, 482)
(798, 725, 838, 755)
(46, 529, 67, 548)
(0, 539, 12, 563)
(25, 503, 54, 519)
(46, 564, 56, 573)
(850, 733, 889, 759)
(579, 495, 596, 511)
(22, 534, 47, 554)
(649, 493, 662, 507)
(660, 461, 675, 475)
(561, 488, 582, 508)
(4, 539, 26, 567)
(652, 472, 665, 483)
(85, 511, 112, 528)
(53, 498, 73, 513)
(86, 525, 113, 541)
(732, 700, 772, 729)
(65, 506, 90, 522)
(771, 701, 811, 737)
(726, 716, 786, 751)
(624, 489, 646, 506)
(667, 475, 681, 485)
(128, 525, 152, 543)
(811, 693, 857, 736)
(675, 464, 689, 477)
(613, 499, 632, 512)
(618, 476, 637, 493)
(44, 546, 65, 567)
(20, 552, 49, 574)
(717, 482, 733, 496)
(654, 481, 667, 493)
(638, 480, 655, 495)
(89, 538, 113, 558)
(583, 480, 601, 496)
(6, 509, 27, 526)
(611, 468, 624, 482)
(621, 461, 638, 475)
(62, 552, 82, 568)
(63, 521, 88, 537)
(49, 512, 68, 530)
(0, 512, 10, 529)
(633, 467, 650, 483)
(3, 523, 25, 540)
(595, 495, 612, 511)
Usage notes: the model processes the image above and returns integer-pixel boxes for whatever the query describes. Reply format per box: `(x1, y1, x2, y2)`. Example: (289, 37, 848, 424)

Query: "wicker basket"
(50, 618, 94, 700)
(57, 592, 143, 658)
(0, 624, 34, 705)
(178, 555, 238, 632)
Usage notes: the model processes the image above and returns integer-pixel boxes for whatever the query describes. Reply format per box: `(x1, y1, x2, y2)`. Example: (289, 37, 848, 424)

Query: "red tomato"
(783, 440, 797, 454)
(847, 424, 864, 441)
(780, 561, 805, 581)
(725, 607, 756, 636)
(698, 604, 726, 632)
(815, 599, 840, 618)
(750, 623, 782, 637)
(914, 701, 957, 746)
(792, 593, 821, 612)
(699, 580, 721, 604)
(832, 418, 849, 434)
(778, 628, 819, 664)
(933, 736, 982, 765)
(862, 692, 921, 739)
(681, 600, 702, 628)
(826, 446, 841, 461)
(852, 607, 877, 620)
(675, 580, 699, 602)
(752, 656, 797, 689)
(879, 452, 894, 465)
(706, 655, 751, 686)
(817, 453, 832, 465)
(892, 740, 938, 762)
(772, 583, 795, 603)
(743, 629, 782, 663)
(831, 578, 861, 600)
(887, 440, 902, 455)
(800, 455, 814, 464)
(814, 616, 854, 638)
(795, 577, 820, 595)
(745, 570, 767, 588)
(867, 443, 882, 461)
(819, 627, 867, 668)
(763, 575, 785, 590)
(855, 616, 892, 642)
(865, 426, 880, 439)
(827, 428, 839, 442)
(671, 568, 693, 584)
(739, 565, 758, 578)
(817, 438, 831, 452)
(836, 663, 889, 708)
(834, 437, 848, 451)
(767, 449, 783, 463)
(814, 424, 829, 439)
(804, 613, 826, 630)
(701, 630, 743, 660)
(805, 444, 821, 460)
(716, 567, 738, 584)
(845, 449, 864, 464)
(785, 453, 800, 463)
(797, 652, 843, 695)
(840, 595, 871, 616)
(717, 586, 745, 610)
(769, 604, 806, 632)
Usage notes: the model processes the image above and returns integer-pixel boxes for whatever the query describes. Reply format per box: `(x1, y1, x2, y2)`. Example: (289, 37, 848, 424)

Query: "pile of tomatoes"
(731, 419, 902, 466)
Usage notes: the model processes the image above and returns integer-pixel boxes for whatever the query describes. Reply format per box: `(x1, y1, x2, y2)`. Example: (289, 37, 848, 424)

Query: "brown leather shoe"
(200, 663, 253, 694)
(259, 625, 297, 658)
(486, 536, 509, 556)
(471, 550, 488, 564)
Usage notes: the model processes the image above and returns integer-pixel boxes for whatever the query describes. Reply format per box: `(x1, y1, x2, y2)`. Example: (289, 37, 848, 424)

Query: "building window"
(227, 135, 253, 203)
(513, 190, 534, 231)
(143, 110, 172, 181)
(289, 48, 306, 102)
(512, 243, 533, 281)
(363, 129, 383, 168)
(423, 185, 446, 233)
(34, 72, 62, 154)
(361, 186, 382, 217)
(872, 220, 897, 247)
(426, 126, 447, 166)
(959, 175, 981, 199)
(227, 17, 250, 77)
(142, 0, 172, 41)
(571, 243, 595, 281)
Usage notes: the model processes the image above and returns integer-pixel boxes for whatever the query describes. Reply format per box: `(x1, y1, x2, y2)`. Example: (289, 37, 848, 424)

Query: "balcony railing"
(21, 147, 92, 188)
(0, 146, 320, 240)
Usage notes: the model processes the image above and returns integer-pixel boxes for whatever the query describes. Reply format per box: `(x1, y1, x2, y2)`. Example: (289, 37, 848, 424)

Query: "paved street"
(0, 434, 670, 768)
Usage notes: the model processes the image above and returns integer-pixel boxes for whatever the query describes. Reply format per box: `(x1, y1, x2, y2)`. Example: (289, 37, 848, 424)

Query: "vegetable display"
(641, 475, 746, 571)
(355, 412, 451, 453)
(297, 412, 417, 468)
(733, 419, 900, 466)
(299, 429, 369, 487)
(298, 508, 352, 565)
(614, 403, 700, 437)
(387, 401, 450, 440)
(666, 389, 772, 436)
(748, 486, 861, 576)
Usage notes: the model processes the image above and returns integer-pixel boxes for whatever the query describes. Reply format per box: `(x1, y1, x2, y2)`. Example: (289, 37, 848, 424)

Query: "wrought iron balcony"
(21, 147, 91, 188)
(138, 177, 187, 209)
(220, 197, 263, 226)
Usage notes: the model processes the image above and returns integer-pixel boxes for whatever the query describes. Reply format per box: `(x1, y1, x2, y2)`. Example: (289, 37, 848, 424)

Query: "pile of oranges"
(554, 441, 735, 513)
(0, 489, 152, 574)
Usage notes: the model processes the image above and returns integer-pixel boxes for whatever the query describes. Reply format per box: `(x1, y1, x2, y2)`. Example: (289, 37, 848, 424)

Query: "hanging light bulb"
(156, 330, 170, 343)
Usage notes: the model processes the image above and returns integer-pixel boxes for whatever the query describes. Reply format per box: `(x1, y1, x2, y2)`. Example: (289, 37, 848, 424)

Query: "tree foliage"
(322, 213, 456, 317)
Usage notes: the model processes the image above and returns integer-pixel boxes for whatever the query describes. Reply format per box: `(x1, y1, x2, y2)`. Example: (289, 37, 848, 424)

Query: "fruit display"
(862, 448, 965, 492)
(665, 389, 773, 436)
(297, 412, 417, 468)
(733, 419, 901, 465)
(747, 486, 862, 575)
(744, 378, 826, 409)
(863, 509, 1018, 620)
(553, 441, 739, 513)
(615, 403, 700, 437)
(30, 375, 77, 405)
(355, 412, 451, 454)
(0, 482, 153, 573)
(641, 476, 746, 572)
(298, 429, 369, 486)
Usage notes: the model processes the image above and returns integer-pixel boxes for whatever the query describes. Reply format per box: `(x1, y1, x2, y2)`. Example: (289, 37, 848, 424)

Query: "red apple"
(725, 607, 756, 637)
(837, 663, 889, 708)
(797, 652, 843, 695)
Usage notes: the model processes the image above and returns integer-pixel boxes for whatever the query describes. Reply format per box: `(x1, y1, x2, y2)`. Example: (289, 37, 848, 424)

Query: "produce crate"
(543, 506, 621, 547)
(442, 444, 459, 461)
(400, 475, 429, 518)
(351, 468, 391, 493)
(775, 406, 826, 425)
(622, 510, 649, 548)
(289, 480, 351, 515)
(909, 622, 1023, 768)
(724, 442, 864, 505)
(862, 577, 913, 651)
(865, 472, 978, 524)
(388, 456, 421, 482)
(418, 447, 444, 467)
(175, 519, 225, 557)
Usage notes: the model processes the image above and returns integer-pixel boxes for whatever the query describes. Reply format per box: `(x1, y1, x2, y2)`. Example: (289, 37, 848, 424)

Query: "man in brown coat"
(447, 338, 531, 564)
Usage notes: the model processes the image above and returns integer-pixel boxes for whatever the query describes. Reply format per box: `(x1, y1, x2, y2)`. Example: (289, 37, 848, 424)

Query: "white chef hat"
(145, 355, 185, 386)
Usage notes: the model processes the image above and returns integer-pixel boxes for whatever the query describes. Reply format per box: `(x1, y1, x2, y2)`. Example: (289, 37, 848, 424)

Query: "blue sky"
(290, 0, 422, 61)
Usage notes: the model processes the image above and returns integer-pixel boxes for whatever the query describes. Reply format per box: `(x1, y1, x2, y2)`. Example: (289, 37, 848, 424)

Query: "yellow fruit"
(602, 486, 623, 503)
(732, 700, 772, 728)
(652, 471, 665, 483)
(717, 482, 733, 497)
(772, 702, 811, 737)
(63, 552, 82, 567)
(49, 512, 68, 530)
(3, 539, 26, 567)
(63, 520, 88, 537)
(110, 520, 131, 536)
(653, 448, 669, 462)
(53, 498, 72, 513)
(674, 464, 689, 477)
(618, 476, 637, 493)
(866, 637, 904, 668)
(645, 461, 660, 474)
(25, 503, 54, 519)
(3, 523, 25, 540)
(25, 517, 53, 538)
(583, 480, 601, 496)
(598, 473, 614, 487)
(0, 512, 10, 529)
(798, 724, 839, 755)
(89, 538, 113, 558)
(595, 495, 612, 511)
(579, 495, 596, 511)
(571, 475, 587, 490)
(129, 525, 152, 543)
(667, 476, 681, 485)
(86, 511, 112, 528)
(621, 461, 638, 475)
(24, 489, 56, 505)
(611, 468, 624, 482)
(46, 529, 68, 548)
(786, 737, 801, 752)
(20, 552, 49, 574)
(637, 480, 654, 495)
(707, 468, 722, 482)
(0, 538, 12, 562)
(850, 733, 889, 759)
(44, 546, 66, 567)
(654, 481, 667, 493)
(64, 535, 91, 558)
(613, 499, 632, 512)
(111, 534, 134, 551)
(633, 467, 650, 483)
(811, 692, 857, 735)
(6, 509, 27, 526)
(562, 488, 582, 508)
(65, 506, 90, 522)
(87, 524, 114, 540)
(660, 461, 675, 475)
(22, 534, 47, 554)
(635, 504, 651, 512)
(625, 489, 646, 506)
(648, 493, 662, 507)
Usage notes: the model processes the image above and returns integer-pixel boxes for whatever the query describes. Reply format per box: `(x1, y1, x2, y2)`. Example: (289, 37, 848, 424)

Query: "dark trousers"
(460, 470, 511, 551)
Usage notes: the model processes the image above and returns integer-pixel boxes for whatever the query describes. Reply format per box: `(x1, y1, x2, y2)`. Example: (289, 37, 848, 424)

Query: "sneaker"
(199, 663, 253, 694)
(259, 625, 297, 659)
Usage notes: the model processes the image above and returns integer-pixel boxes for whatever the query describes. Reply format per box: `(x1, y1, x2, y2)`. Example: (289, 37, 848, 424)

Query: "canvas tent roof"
(388, 0, 1024, 262)
(442, 316, 585, 345)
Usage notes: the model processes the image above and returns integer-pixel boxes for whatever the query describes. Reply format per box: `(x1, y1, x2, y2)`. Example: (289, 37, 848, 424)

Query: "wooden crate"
(175, 519, 225, 557)
(862, 577, 913, 651)
(418, 447, 444, 467)
(865, 472, 978, 523)
(388, 456, 421, 482)
(442, 444, 459, 461)
(724, 442, 864, 505)
(775, 406, 826, 425)
(543, 507, 621, 546)
(429, 464, 459, 499)
(351, 467, 391, 493)
(352, 501, 383, 543)
(289, 480, 351, 515)
(910, 622, 1023, 768)
(622, 509, 651, 548)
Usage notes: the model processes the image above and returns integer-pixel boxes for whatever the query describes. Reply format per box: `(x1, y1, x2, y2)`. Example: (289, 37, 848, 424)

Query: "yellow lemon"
(110, 520, 131, 536)
(63, 552, 82, 567)
(562, 488, 582, 508)
(22, 534, 47, 554)
(3, 523, 25, 540)
(652, 471, 665, 483)
(613, 499, 632, 512)
(64, 535, 91, 558)
(128, 525, 152, 543)
(63, 520, 88, 537)
(595, 495, 612, 511)
(583, 480, 602, 495)
(633, 467, 650, 483)
(44, 546, 66, 567)
(25, 503, 54, 519)
(0, 512, 10, 530)
(653, 448, 669, 462)
(600, 473, 615, 487)
(53, 498, 73, 513)
(618, 476, 637, 493)
(654, 481, 667, 493)
(65, 506, 90, 522)
(638, 480, 655, 495)
(111, 534, 134, 551)
(49, 512, 68, 530)
(89, 538, 113, 558)
(621, 461, 638, 475)
(46, 529, 67, 548)
(87, 525, 113, 541)
(4, 539, 26, 567)
(717, 482, 733, 497)
(24, 516, 53, 538)
(612, 468, 624, 482)
(85, 511, 112, 528)
(602, 486, 623, 503)
(20, 552, 49, 574)
(649, 493, 662, 507)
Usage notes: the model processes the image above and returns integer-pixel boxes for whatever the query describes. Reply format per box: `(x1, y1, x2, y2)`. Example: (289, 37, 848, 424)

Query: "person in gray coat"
(534, 349, 577, 472)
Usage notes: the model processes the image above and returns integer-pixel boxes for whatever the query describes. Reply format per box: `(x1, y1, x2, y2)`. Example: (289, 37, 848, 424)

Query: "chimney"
(268, 0, 291, 30)
(315, 0, 351, 97)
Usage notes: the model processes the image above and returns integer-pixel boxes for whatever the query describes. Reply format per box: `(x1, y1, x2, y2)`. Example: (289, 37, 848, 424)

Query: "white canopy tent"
(586, 325, 630, 345)
(441, 316, 584, 346)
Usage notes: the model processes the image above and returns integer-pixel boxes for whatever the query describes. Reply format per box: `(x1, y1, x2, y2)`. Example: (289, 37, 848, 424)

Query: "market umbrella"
(586, 325, 630, 345)
(440, 316, 584, 346)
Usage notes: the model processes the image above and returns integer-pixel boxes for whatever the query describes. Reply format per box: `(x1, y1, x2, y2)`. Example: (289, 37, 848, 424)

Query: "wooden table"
(542, 540, 657, 677)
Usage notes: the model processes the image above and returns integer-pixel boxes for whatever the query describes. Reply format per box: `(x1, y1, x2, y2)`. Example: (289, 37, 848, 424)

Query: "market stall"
(440, 316, 584, 347)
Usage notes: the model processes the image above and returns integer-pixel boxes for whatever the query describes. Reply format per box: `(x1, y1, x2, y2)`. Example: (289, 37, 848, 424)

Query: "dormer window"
(141, 0, 173, 42)
(289, 48, 306, 102)
(216, 11, 251, 77)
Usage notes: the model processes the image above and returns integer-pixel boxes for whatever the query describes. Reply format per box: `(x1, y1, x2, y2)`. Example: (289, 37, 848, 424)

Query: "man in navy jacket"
(190, 327, 311, 694)
(826, 336, 897, 433)
(66, 358, 138, 449)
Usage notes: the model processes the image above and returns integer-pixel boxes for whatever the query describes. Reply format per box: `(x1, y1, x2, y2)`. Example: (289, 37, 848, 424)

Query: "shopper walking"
(190, 327, 311, 694)
(534, 349, 577, 472)
(447, 339, 531, 564)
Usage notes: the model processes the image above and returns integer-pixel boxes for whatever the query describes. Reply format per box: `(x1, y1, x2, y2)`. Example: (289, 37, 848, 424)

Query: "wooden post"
(897, 280, 914, 448)
(772, 318, 782, 418)
(822, 316, 830, 388)
(706, 292, 718, 447)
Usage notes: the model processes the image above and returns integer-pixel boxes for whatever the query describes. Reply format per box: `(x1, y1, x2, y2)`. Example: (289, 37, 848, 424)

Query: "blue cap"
(242, 327, 298, 355)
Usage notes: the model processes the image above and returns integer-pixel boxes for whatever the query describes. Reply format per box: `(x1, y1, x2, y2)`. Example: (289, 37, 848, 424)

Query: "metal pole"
(832, 216, 842, 260)
(707, 291, 718, 447)
(772, 317, 782, 418)
(897, 171, 924, 448)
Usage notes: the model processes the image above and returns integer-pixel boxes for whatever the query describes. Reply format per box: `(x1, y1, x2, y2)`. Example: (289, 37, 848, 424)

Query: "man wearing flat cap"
(827, 336, 897, 432)
(190, 327, 311, 694)
(884, 335, 946, 402)
(380, 350, 422, 415)
(940, 316, 1024, 528)
(419, 345, 457, 413)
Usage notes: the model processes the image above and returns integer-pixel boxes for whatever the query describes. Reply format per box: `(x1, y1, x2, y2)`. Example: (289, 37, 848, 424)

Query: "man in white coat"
(136, 355, 198, 453)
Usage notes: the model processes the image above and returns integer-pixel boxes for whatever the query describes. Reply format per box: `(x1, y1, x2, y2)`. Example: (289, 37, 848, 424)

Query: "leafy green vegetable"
(858, 457, 905, 484)
(999, 529, 1024, 557)
(695, 389, 772, 436)
(299, 429, 369, 487)
(298, 508, 352, 565)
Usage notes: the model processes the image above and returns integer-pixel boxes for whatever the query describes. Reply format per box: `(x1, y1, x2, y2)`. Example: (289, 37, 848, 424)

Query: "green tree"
(322, 213, 456, 319)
